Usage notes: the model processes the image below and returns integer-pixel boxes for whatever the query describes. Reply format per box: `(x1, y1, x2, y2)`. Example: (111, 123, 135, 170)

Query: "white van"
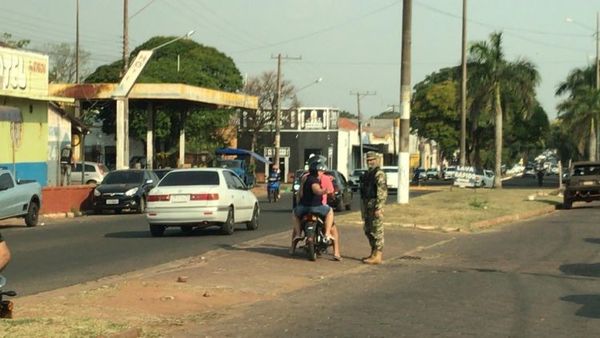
(381, 166, 399, 190)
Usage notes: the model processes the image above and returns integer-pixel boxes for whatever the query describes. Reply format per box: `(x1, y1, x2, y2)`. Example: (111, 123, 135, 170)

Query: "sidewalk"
(12, 222, 454, 337)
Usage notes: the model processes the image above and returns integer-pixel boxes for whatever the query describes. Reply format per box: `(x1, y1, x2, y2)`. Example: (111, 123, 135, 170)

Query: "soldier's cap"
(365, 151, 379, 160)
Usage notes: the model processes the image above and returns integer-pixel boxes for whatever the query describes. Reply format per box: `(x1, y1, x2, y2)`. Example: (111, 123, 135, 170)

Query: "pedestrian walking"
(359, 151, 387, 265)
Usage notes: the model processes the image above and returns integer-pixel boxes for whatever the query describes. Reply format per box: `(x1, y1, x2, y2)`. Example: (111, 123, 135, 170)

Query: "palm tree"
(556, 65, 600, 161)
(469, 32, 540, 187)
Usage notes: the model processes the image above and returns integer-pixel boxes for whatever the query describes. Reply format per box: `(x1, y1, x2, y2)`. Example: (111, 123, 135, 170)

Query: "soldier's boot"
(364, 250, 383, 265)
(361, 249, 375, 262)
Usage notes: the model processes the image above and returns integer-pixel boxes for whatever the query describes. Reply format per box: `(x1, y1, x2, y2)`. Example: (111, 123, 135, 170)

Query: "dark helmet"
(309, 161, 327, 174)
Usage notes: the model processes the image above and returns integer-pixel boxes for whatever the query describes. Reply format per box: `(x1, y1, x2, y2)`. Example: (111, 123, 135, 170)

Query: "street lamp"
(112, 30, 195, 169)
(296, 77, 323, 93)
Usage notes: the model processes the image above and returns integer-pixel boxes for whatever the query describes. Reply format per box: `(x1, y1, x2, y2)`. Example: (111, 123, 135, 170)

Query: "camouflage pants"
(363, 207, 384, 251)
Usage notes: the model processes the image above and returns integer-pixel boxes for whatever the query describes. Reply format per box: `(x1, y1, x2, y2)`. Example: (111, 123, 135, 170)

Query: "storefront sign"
(0, 47, 48, 99)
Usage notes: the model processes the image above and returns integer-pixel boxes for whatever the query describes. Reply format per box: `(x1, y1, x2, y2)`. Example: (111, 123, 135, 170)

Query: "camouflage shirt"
(361, 167, 387, 210)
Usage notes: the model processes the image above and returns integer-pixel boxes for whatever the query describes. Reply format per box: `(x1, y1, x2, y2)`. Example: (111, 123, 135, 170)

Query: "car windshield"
(216, 160, 242, 169)
(382, 168, 398, 173)
(352, 170, 366, 176)
(573, 165, 600, 176)
(103, 171, 144, 184)
(159, 171, 220, 186)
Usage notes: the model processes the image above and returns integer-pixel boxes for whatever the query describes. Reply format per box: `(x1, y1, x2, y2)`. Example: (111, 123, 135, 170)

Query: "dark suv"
(292, 169, 353, 212)
(563, 161, 600, 209)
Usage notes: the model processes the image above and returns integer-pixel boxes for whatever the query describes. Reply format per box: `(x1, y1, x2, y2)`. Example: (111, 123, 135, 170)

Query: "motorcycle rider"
(267, 164, 281, 199)
(0, 231, 10, 272)
(290, 161, 335, 256)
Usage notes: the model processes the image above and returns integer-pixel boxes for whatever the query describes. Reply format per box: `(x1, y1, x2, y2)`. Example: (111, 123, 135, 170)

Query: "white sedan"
(381, 166, 399, 190)
(145, 168, 259, 237)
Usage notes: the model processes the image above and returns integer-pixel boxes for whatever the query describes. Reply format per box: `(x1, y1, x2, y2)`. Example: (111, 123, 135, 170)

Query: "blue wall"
(0, 162, 48, 187)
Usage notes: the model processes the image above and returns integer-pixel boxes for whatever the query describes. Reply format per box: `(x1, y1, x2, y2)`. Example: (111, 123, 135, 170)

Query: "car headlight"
(125, 187, 139, 196)
(94, 189, 101, 197)
(293, 184, 300, 191)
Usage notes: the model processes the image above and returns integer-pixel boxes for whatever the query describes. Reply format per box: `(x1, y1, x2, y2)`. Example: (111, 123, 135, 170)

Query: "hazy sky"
(1, 0, 598, 120)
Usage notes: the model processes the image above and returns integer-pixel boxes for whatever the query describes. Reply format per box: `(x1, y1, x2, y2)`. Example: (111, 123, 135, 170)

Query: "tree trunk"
(494, 84, 503, 188)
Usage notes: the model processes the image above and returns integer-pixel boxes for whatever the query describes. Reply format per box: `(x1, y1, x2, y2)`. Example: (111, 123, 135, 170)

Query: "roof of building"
(48, 83, 258, 110)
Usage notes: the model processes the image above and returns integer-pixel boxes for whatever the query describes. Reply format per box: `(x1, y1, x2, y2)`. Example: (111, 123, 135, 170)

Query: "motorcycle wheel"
(307, 240, 316, 261)
(274, 188, 279, 202)
(268, 189, 272, 203)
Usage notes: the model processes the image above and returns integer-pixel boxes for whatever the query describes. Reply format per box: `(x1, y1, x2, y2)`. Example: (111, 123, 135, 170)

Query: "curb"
(470, 205, 556, 230)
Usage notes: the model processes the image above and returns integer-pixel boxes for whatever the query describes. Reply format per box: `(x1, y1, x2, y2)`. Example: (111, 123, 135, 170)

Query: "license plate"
(106, 199, 119, 205)
(583, 181, 595, 186)
(171, 194, 189, 203)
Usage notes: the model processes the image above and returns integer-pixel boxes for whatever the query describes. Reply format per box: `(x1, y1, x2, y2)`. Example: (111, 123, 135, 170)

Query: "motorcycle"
(267, 176, 280, 203)
(299, 213, 331, 261)
(0, 275, 16, 319)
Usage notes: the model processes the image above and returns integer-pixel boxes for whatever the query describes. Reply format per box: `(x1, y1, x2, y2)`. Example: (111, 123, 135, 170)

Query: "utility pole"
(596, 12, 600, 160)
(272, 53, 301, 170)
(350, 91, 376, 169)
(122, 0, 129, 74)
(75, 0, 80, 84)
(398, 0, 412, 204)
(460, 0, 467, 166)
(388, 104, 400, 165)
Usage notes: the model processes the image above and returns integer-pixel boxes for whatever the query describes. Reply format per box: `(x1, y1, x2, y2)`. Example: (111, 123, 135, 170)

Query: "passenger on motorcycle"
(0, 232, 10, 272)
(290, 161, 336, 256)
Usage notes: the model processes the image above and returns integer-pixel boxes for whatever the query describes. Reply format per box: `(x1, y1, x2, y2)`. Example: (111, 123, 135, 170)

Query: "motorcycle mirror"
(0, 275, 5, 288)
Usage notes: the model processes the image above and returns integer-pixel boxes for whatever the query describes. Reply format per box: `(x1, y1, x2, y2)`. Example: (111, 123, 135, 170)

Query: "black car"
(93, 169, 159, 214)
(348, 168, 367, 192)
(325, 170, 353, 212)
(292, 169, 353, 212)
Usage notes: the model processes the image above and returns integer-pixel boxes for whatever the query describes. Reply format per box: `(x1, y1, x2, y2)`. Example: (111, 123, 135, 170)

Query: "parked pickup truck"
(0, 168, 42, 226)
(563, 161, 600, 209)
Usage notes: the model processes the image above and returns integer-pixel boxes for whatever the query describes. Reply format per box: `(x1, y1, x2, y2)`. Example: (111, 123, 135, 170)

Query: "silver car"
(70, 161, 109, 185)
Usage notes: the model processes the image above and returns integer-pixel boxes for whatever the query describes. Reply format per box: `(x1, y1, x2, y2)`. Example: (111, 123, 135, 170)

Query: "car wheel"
(345, 202, 352, 211)
(86, 180, 97, 186)
(150, 224, 166, 237)
(24, 200, 39, 227)
(180, 226, 194, 235)
(221, 208, 235, 235)
(136, 196, 146, 214)
(246, 205, 259, 231)
(335, 199, 343, 212)
(563, 198, 572, 210)
(115, 209, 122, 214)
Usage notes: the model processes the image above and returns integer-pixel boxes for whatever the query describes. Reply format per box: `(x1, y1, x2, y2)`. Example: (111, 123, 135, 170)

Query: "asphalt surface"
(0, 189, 429, 296)
(174, 199, 600, 337)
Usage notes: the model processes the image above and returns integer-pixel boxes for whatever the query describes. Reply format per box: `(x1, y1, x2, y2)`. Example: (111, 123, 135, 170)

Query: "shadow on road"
(584, 238, 600, 245)
(559, 263, 600, 278)
(104, 226, 254, 239)
(560, 294, 600, 318)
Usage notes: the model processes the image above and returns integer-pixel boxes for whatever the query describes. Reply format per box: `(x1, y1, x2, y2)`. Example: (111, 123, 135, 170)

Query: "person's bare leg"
(331, 225, 341, 259)
(289, 215, 303, 254)
(324, 209, 334, 238)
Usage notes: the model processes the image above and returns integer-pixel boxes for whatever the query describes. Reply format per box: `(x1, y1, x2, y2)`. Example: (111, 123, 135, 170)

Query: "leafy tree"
(84, 36, 243, 161)
(43, 42, 91, 83)
(555, 64, 600, 161)
(339, 110, 357, 119)
(469, 32, 540, 187)
(241, 71, 298, 163)
(411, 76, 460, 164)
(0, 33, 29, 48)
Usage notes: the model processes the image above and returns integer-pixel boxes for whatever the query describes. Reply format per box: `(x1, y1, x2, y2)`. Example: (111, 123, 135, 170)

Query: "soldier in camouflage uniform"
(359, 151, 387, 265)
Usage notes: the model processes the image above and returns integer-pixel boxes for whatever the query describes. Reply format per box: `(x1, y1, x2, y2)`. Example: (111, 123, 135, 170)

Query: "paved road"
(0, 190, 428, 296)
(181, 200, 600, 337)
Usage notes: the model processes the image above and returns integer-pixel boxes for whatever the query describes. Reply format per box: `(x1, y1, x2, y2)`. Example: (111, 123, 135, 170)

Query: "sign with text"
(264, 147, 290, 157)
(0, 47, 48, 99)
(112, 50, 154, 97)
